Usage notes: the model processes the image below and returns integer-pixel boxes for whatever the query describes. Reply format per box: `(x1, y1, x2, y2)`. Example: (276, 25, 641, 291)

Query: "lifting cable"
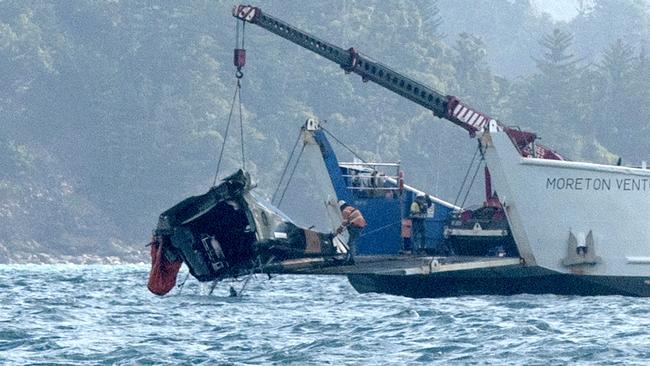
(212, 80, 241, 186)
(276, 142, 306, 207)
(271, 128, 304, 204)
(321, 126, 368, 163)
(453, 145, 480, 207)
(271, 126, 364, 208)
(460, 157, 484, 208)
(236, 20, 246, 171)
(212, 18, 248, 186)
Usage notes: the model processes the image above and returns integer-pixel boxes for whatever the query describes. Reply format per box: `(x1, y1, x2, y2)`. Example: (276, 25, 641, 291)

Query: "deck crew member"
(401, 218, 412, 253)
(410, 194, 430, 254)
(336, 200, 367, 265)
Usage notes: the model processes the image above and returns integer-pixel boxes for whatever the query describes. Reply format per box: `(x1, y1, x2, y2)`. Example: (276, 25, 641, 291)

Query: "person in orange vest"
(401, 218, 412, 253)
(336, 200, 367, 265)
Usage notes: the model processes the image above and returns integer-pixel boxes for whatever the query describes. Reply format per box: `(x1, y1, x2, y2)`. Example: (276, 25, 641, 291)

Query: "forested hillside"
(2, 0, 649, 262)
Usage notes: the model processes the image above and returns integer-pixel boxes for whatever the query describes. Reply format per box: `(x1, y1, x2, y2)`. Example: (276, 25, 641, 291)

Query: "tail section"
(147, 239, 183, 296)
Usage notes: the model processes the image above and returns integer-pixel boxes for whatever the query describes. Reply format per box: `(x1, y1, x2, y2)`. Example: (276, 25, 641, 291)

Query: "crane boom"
(232, 5, 563, 160)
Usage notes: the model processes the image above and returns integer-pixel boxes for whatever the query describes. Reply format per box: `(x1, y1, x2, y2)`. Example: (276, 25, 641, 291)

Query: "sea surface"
(1, 265, 650, 365)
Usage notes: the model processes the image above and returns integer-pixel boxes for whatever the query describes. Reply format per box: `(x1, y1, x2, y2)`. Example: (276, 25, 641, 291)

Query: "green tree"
(421, 0, 444, 39)
(594, 39, 650, 160)
(511, 28, 589, 158)
(451, 32, 497, 114)
(571, 0, 649, 63)
(595, 39, 635, 146)
(633, 47, 650, 152)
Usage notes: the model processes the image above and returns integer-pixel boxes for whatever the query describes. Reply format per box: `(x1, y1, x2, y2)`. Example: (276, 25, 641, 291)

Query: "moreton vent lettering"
(546, 177, 650, 191)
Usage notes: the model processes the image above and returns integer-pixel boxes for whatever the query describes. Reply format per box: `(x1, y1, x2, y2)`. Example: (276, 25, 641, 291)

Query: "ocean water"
(1, 265, 650, 365)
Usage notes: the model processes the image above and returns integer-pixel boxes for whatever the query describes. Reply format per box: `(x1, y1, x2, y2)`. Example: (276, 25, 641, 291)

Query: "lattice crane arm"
(232, 5, 563, 160)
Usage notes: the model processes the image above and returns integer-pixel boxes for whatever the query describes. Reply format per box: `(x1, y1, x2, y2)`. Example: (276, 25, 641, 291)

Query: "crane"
(231, 4, 564, 161)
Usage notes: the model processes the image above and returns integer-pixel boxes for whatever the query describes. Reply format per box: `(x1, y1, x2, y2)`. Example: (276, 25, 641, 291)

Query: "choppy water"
(1, 265, 650, 365)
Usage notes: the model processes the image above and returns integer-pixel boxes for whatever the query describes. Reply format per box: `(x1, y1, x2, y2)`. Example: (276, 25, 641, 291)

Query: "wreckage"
(147, 170, 346, 295)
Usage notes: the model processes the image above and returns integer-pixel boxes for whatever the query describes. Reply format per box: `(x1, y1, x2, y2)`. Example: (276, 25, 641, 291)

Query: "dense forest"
(2, 0, 649, 262)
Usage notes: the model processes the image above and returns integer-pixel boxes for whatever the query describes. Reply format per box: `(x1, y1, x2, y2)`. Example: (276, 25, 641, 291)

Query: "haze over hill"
(531, 0, 580, 21)
(2, 0, 649, 263)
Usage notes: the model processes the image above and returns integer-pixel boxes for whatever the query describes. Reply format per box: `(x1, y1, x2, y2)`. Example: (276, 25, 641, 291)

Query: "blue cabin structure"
(306, 119, 459, 256)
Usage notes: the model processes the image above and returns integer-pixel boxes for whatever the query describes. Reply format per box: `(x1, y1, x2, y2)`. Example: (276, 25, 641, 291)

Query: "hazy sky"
(531, 0, 580, 21)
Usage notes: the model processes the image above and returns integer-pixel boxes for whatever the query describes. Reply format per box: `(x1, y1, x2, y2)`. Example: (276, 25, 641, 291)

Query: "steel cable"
(276, 142, 306, 208)
(271, 128, 303, 204)
(212, 79, 241, 186)
(321, 126, 367, 163)
(453, 145, 479, 207)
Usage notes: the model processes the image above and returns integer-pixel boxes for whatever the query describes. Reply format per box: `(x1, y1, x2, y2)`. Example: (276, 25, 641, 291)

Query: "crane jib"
(344, 48, 452, 122)
(231, 4, 564, 160)
(232, 5, 451, 120)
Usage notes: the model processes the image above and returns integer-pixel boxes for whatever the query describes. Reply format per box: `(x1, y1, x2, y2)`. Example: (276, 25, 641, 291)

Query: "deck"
(272, 255, 522, 276)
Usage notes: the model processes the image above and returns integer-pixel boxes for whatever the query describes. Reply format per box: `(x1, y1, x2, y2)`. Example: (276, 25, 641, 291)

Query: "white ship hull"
(482, 128, 650, 281)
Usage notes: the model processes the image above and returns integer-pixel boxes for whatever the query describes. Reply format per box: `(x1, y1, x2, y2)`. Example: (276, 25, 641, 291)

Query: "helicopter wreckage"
(147, 170, 349, 296)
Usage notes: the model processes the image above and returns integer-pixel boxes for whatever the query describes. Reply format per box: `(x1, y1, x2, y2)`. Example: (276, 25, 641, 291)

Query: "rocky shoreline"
(0, 239, 147, 265)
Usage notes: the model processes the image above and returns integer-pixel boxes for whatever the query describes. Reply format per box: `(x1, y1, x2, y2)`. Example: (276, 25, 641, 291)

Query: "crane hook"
(234, 19, 246, 79)
(234, 48, 246, 79)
